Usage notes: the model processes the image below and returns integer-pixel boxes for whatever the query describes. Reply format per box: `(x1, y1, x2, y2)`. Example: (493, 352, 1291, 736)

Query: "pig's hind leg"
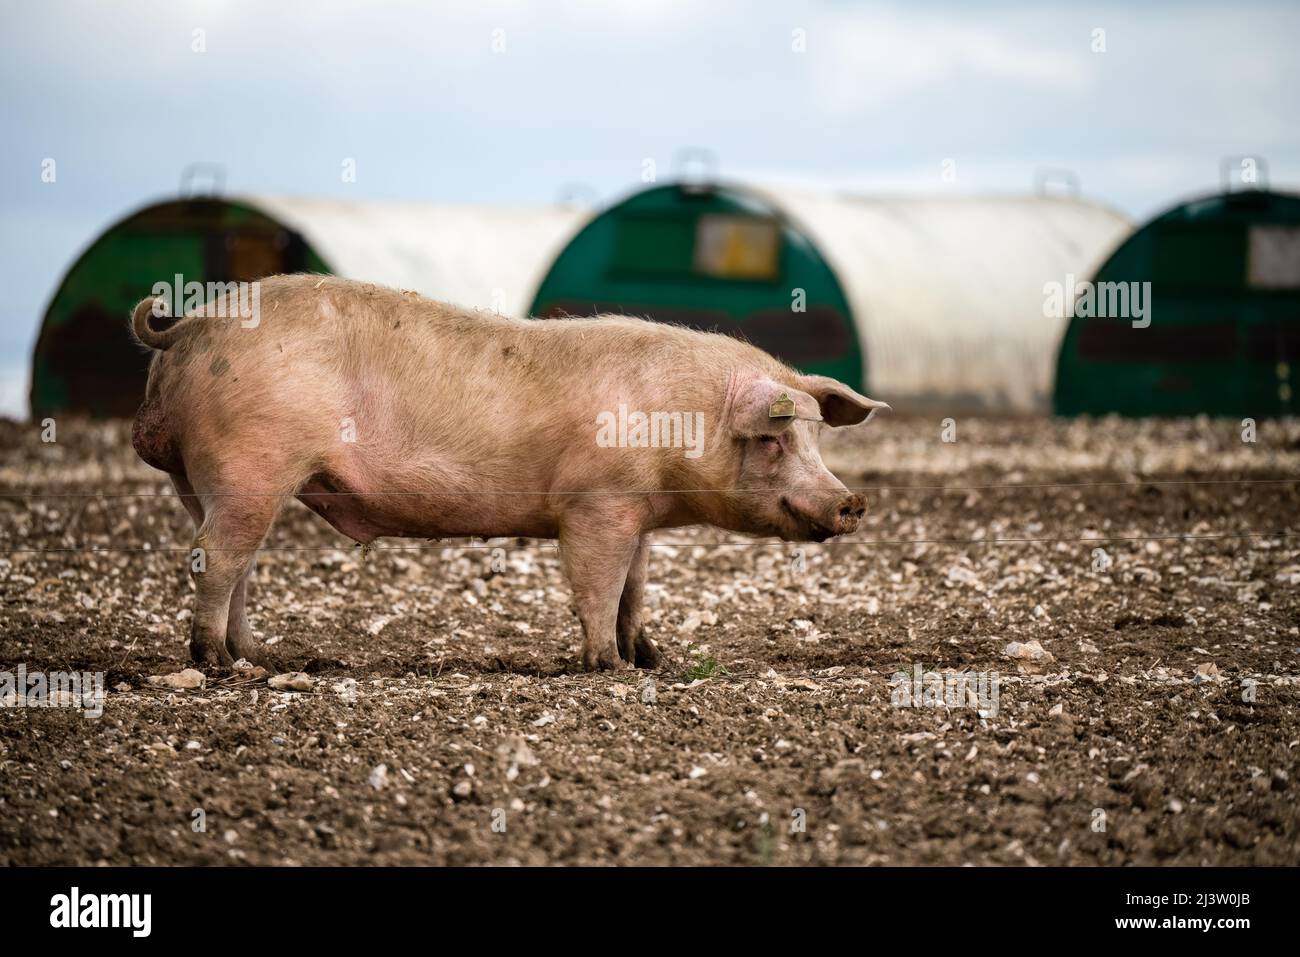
(182, 475, 286, 668)
(615, 534, 661, 669)
(559, 512, 642, 671)
(171, 474, 267, 667)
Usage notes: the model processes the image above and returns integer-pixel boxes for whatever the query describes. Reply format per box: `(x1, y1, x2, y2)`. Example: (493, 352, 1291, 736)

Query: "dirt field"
(1, 415, 1298, 866)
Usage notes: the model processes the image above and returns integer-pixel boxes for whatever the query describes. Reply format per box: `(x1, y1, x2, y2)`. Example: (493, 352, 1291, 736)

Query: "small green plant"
(682, 644, 730, 682)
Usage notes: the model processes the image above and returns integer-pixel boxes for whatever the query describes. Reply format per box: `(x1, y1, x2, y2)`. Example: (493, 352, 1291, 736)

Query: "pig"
(129, 275, 887, 671)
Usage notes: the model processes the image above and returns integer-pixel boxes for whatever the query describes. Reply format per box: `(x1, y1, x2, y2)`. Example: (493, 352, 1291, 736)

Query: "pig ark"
(130, 275, 886, 671)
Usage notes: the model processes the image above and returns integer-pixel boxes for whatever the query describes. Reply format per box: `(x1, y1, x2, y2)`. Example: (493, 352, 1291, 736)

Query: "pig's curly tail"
(130, 296, 187, 351)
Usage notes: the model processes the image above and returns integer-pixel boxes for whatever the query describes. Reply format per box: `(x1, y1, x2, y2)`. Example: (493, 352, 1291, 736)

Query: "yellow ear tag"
(769, 392, 796, 418)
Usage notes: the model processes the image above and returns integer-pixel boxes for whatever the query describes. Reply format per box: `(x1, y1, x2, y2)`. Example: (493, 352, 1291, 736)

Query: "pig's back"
(153, 275, 789, 495)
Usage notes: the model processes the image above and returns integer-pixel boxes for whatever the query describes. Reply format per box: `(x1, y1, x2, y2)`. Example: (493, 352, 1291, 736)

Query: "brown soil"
(1, 416, 1298, 865)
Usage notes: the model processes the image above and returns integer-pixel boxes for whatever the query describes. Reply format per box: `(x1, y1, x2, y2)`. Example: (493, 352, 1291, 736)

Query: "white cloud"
(801, 4, 1090, 117)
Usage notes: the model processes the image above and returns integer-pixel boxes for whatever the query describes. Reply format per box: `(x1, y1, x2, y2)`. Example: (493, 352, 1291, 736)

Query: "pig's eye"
(758, 435, 782, 454)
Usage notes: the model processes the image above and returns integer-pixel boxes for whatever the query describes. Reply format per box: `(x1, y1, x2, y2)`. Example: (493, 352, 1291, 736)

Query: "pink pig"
(130, 275, 887, 671)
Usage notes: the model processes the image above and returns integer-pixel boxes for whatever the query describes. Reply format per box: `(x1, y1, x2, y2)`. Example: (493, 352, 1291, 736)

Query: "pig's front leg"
(616, 534, 661, 669)
(559, 511, 642, 671)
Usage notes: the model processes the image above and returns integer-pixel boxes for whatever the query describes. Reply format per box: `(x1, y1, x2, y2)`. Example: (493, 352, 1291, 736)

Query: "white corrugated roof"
(753, 187, 1133, 411)
(243, 195, 588, 317)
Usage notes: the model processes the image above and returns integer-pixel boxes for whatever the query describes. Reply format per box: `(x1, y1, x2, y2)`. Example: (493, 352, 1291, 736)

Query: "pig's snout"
(833, 492, 865, 535)
(781, 490, 865, 541)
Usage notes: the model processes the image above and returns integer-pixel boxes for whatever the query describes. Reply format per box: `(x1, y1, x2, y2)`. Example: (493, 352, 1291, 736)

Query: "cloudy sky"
(2, 0, 1298, 416)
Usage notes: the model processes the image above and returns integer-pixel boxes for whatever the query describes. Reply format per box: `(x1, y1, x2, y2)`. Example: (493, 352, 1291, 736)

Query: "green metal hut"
(1054, 188, 1300, 417)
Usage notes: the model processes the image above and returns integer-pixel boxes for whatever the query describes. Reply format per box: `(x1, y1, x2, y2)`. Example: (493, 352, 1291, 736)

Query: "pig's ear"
(729, 376, 822, 437)
(798, 374, 890, 427)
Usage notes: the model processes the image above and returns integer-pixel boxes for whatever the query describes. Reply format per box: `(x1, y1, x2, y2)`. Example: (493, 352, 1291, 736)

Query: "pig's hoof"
(233, 649, 277, 671)
(633, 634, 661, 670)
(620, 628, 661, 669)
(583, 644, 631, 672)
(618, 628, 660, 668)
(190, 636, 234, 669)
(227, 636, 274, 669)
